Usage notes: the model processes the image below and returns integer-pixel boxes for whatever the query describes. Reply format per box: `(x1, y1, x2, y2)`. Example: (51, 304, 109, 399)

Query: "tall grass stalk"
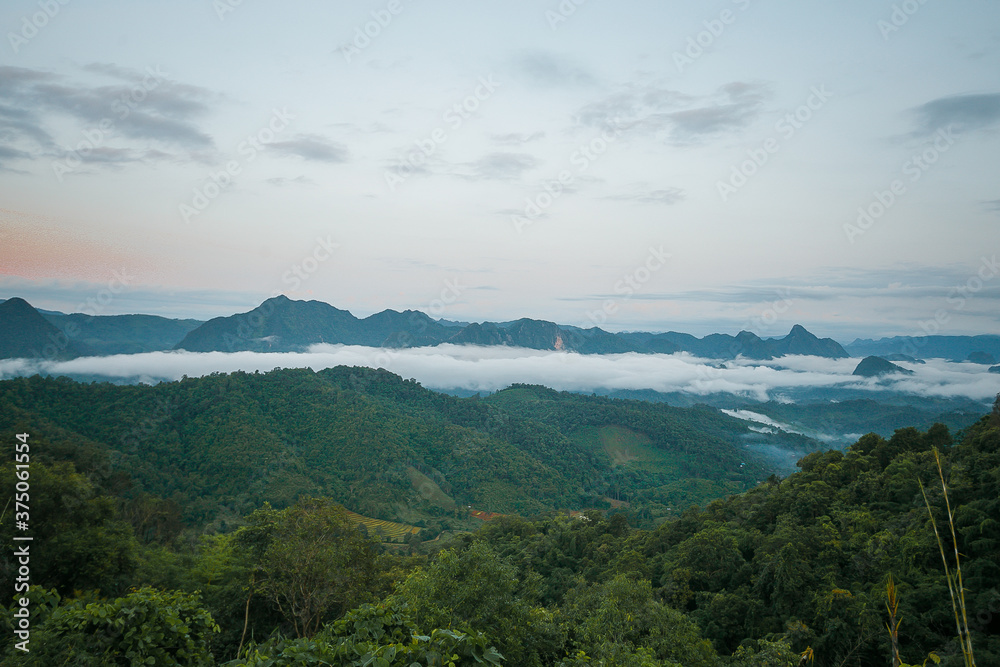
(919, 448, 975, 667)
(885, 574, 902, 667)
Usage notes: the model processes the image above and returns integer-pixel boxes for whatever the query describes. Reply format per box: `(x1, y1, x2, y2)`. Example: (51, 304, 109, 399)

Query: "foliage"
(0, 367, 788, 530)
(225, 599, 502, 666)
(394, 540, 559, 666)
(233, 497, 385, 638)
(560, 574, 717, 667)
(1, 586, 218, 666)
(0, 458, 138, 597)
(1, 374, 998, 666)
(727, 638, 800, 667)
(452, 417, 1000, 666)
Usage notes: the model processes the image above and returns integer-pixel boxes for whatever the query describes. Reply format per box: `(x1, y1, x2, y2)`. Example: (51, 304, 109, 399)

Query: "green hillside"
(0, 367, 805, 531)
(0, 370, 997, 665)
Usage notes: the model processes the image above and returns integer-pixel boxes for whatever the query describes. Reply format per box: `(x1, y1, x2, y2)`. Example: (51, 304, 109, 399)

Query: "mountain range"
(1, 295, 996, 362)
(845, 334, 1000, 363)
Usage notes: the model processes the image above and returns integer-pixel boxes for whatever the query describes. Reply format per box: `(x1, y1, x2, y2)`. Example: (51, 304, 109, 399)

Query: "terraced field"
(342, 509, 421, 542)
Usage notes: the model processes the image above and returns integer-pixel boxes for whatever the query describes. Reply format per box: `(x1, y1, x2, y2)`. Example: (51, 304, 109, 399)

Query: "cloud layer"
(2, 346, 997, 404)
(0, 64, 217, 170)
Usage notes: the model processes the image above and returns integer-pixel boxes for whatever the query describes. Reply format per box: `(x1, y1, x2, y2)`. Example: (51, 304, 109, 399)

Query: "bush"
(2, 586, 218, 666)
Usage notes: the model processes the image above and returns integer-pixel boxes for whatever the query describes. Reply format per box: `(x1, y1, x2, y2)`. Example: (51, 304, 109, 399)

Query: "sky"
(1, 0, 998, 342)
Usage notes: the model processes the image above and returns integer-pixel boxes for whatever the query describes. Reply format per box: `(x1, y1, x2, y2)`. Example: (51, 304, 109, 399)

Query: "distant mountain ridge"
(172, 295, 850, 359)
(13, 294, 997, 362)
(42, 312, 203, 356)
(846, 334, 1000, 362)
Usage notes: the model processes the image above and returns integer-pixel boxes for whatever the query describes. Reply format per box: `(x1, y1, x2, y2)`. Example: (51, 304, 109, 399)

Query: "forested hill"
(448, 410, 1000, 666)
(0, 367, 812, 531)
(1, 376, 997, 665)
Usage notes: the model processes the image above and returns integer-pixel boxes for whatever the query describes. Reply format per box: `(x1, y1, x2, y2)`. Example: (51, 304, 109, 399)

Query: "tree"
(729, 638, 799, 667)
(560, 574, 718, 667)
(394, 540, 559, 666)
(0, 460, 138, 597)
(230, 599, 503, 666)
(234, 498, 383, 638)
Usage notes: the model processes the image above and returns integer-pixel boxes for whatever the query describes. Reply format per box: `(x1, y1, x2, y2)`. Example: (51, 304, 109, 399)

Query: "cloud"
(0, 145, 33, 160)
(385, 161, 432, 177)
(605, 186, 684, 205)
(911, 92, 1000, 135)
(491, 131, 545, 145)
(515, 52, 596, 87)
(67, 146, 174, 168)
(577, 81, 768, 143)
(0, 102, 56, 149)
(983, 199, 1000, 213)
(1, 346, 996, 404)
(267, 133, 349, 162)
(0, 64, 217, 170)
(666, 83, 768, 142)
(615, 264, 1000, 305)
(576, 85, 688, 133)
(267, 175, 318, 187)
(462, 152, 539, 181)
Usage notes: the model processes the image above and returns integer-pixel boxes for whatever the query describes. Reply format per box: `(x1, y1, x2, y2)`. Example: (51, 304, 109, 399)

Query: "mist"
(1, 345, 997, 405)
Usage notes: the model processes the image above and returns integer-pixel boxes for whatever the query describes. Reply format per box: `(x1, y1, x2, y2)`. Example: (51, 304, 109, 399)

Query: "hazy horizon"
(2, 1, 998, 341)
(7, 291, 1000, 345)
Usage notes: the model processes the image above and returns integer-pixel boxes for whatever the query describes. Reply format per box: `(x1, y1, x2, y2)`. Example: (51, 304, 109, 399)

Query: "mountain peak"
(265, 294, 292, 304)
(853, 355, 914, 377)
(0, 296, 35, 314)
(772, 324, 848, 358)
(0, 297, 80, 360)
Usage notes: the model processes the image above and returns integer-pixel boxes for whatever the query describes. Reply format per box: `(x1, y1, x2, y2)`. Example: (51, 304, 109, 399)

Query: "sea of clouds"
(1, 344, 997, 404)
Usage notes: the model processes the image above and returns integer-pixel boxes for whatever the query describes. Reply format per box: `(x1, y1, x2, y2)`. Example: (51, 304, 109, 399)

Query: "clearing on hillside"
(405, 466, 457, 511)
(571, 425, 655, 467)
